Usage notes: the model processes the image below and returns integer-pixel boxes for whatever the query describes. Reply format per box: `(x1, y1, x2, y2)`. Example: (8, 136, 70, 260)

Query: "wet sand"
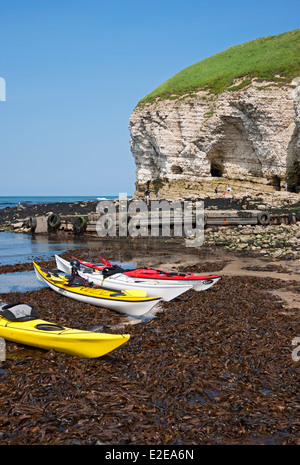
(0, 238, 299, 445)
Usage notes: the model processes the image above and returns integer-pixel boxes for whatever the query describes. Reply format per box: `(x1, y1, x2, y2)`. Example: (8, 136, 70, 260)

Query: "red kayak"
(74, 257, 222, 292)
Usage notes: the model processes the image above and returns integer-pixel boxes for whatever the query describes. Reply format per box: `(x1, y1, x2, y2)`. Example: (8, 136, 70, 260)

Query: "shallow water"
(0, 231, 98, 266)
(0, 264, 137, 294)
(0, 271, 47, 293)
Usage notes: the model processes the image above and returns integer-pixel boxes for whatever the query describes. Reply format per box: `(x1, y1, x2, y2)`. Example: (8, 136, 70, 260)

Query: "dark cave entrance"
(210, 160, 223, 177)
(171, 165, 183, 174)
(211, 167, 222, 177)
(271, 175, 281, 191)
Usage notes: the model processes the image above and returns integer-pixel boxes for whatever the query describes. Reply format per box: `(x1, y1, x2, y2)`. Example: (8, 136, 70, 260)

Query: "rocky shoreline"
(204, 223, 300, 260)
(0, 200, 99, 232)
(1, 192, 299, 262)
(1, 191, 300, 228)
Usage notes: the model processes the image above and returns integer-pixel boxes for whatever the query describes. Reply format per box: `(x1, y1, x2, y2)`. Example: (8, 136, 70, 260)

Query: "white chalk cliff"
(129, 78, 300, 197)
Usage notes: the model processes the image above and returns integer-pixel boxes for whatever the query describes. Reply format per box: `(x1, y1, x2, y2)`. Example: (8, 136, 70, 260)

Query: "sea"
(0, 195, 133, 293)
(0, 195, 116, 210)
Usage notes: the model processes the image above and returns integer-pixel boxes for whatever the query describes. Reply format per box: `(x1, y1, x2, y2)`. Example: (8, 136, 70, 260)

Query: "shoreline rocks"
(0, 200, 99, 233)
(204, 222, 300, 259)
(0, 196, 299, 263)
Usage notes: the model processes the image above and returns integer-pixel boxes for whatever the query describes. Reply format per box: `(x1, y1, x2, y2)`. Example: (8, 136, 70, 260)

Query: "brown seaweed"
(0, 263, 299, 445)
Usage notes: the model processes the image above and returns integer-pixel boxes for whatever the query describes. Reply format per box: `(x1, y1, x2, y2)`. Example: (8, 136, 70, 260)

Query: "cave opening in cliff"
(210, 160, 223, 178)
(171, 165, 183, 174)
(271, 175, 281, 191)
(286, 160, 300, 193)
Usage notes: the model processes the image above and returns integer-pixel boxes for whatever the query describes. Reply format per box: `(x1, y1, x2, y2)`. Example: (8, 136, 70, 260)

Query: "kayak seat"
(102, 265, 125, 278)
(0, 302, 40, 322)
(67, 275, 93, 287)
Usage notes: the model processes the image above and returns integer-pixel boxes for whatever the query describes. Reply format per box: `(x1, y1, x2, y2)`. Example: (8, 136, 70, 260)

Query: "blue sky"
(0, 0, 299, 196)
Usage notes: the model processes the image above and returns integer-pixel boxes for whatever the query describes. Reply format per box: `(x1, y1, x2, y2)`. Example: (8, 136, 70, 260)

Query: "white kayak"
(74, 256, 222, 292)
(55, 255, 192, 301)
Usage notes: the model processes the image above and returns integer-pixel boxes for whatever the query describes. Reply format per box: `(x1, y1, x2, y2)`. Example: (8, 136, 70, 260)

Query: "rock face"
(129, 78, 300, 197)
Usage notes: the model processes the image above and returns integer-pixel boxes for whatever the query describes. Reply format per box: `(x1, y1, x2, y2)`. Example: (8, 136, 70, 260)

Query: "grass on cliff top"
(139, 28, 300, 104)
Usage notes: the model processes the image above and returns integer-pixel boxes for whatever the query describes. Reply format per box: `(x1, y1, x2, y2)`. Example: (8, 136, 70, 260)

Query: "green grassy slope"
(139, 29, 300, 104)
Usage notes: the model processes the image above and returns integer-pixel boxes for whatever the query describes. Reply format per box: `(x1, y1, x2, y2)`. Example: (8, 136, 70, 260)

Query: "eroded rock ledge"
(130, 78, 300, 198)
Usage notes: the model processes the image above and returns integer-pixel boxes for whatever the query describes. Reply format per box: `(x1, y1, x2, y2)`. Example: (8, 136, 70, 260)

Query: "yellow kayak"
(33, 262, 161, 316)
(0, 313, 130, 358)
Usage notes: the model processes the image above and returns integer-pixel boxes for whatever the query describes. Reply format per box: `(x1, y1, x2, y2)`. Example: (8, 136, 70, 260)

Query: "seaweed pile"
(0, 267, 299, 445)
